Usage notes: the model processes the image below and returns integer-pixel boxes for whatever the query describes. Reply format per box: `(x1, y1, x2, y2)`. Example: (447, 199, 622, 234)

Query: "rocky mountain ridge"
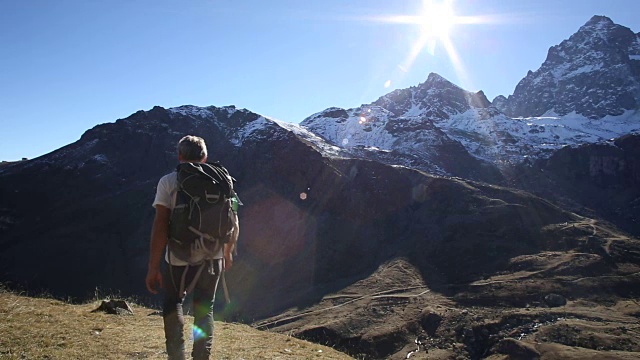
(495, 15, 640, 119)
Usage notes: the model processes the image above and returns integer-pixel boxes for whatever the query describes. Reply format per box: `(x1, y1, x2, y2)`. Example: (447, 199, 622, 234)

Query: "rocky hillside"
(508, 133, 640, 237)
(258, 254, 640, 359)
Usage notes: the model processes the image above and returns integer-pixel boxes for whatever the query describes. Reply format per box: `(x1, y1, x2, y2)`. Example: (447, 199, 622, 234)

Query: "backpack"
(168, 162, 237, 265)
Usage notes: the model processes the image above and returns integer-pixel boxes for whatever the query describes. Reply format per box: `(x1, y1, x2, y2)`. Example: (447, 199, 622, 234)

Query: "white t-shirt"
(153, 172, 223, 266)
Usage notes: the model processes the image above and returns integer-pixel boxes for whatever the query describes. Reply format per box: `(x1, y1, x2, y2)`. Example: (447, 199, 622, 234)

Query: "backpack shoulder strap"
(202, 162, 235, 197)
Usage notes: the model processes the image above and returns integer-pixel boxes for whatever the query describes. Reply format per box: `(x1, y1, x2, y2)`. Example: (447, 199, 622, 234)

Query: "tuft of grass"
(0, 289, 353, 359)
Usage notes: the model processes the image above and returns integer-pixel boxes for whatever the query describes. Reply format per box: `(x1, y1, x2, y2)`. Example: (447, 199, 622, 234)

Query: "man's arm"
(145, 205, 171, 294)
(223, 211, 239, 270)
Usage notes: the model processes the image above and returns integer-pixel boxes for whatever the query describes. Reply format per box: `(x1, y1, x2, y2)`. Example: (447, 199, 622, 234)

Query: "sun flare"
(360, 0, 496, 91)
(419, 0, 456, 39)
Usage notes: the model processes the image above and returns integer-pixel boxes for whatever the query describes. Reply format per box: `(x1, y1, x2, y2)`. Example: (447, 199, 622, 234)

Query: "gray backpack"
(168, 162, 236, 265)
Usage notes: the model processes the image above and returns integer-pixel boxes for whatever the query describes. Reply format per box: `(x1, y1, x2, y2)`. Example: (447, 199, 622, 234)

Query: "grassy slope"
(0, 289, 353, 359)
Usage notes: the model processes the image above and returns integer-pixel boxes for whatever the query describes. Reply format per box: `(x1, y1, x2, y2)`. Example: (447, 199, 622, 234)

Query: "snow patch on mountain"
(168, 105, 215, 118)
(35, 138, 101, 166)
(91, 154, 108, 163)
(271, 119, 345, 157)
(228, 116, 270, 146)
(438, 110, 640, 164)
(303, 106, 399, 150)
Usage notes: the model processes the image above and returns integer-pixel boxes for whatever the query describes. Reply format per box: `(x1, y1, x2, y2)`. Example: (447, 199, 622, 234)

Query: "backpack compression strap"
(176, 162, 234, 198)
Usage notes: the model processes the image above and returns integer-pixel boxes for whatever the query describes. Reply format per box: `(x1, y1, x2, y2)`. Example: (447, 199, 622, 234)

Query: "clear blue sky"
(1, 0, 639, 161)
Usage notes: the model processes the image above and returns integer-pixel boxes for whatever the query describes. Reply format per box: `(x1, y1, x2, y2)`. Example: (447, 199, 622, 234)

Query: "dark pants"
(162, 259, 222, 360)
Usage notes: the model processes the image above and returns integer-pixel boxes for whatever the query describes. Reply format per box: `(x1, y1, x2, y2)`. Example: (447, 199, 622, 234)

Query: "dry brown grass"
(0, 289, 353, 359)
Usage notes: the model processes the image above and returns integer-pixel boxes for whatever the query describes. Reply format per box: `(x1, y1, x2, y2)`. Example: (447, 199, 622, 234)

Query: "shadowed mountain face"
(0, 106, 251, 298)
(0, 105, 573, 310)
(508, 134, 640, 237)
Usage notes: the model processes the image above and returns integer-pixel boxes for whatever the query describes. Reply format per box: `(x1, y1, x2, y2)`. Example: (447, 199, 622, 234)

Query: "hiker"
(145, 135, 239, 360)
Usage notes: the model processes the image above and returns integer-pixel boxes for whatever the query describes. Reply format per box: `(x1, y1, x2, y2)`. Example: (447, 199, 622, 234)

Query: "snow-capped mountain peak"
(500, 16, 640, 119)
(370, 72, 493, 121)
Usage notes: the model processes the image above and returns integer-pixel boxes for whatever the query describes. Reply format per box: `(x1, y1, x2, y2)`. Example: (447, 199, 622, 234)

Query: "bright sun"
(363, 0, 494, 90)
(419, 0, 456, 39)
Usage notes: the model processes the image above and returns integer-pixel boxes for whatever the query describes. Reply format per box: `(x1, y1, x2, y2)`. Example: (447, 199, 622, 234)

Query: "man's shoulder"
(156, 172, 178, 195)
(158, 172, 178, 185)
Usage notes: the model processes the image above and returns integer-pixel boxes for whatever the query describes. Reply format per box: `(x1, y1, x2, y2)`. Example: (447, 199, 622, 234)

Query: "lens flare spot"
(192, 325, 206, 341)
(243, 194, 317, 266)
(342, 138, 349, 145)
(384, 80, 391, 88)
(300, 192, 307, 200)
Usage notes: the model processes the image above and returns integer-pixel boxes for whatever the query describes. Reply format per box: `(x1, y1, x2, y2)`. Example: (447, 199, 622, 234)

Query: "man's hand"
(145, 267, 163, 294)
